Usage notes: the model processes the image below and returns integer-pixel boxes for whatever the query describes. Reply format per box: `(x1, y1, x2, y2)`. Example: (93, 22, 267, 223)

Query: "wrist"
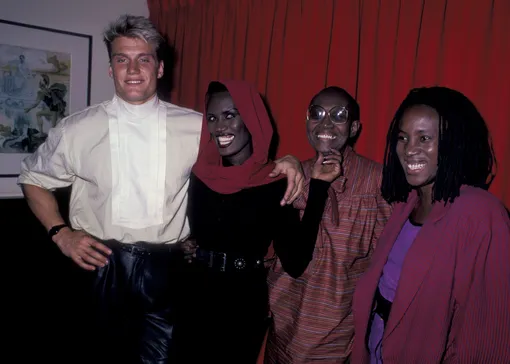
(53, 227, 72, 246)
(48, 224, 69, 243)
(310, 177, 332, 185)
(309, 178, 331, 198)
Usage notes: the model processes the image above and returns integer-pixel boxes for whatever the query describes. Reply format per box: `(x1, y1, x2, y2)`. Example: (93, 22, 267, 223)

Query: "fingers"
(329, 149, 343, 163)
(322, 158, 341, 165)
(297, 173, 305, 191)
(269, 164, 282, 178)
(310, 149, 342, 182)
(182, 239, 198, 263)
(86, 240, 111, 265)
(184, 251, 197, 263)
(324, 149, 342, 163)
(80, 251, 108, 269)
(281, 168, 297, 206)
(73, 247, 108, 269)
(322, 154, 342, 177)
(322, 158, 342, 173)
(270, 155, 295, 178)
(85, 247, 110, 266)
(185, 251, 197, 263)
(322, 150, 342, 174)
(288, 172, 304, 203)
(72, 237, 111, 270)
(272, 156, 303, 201)
(315, 152, 341, 165)
(71, 254, 96, 271)
(89, 240, 113, 256)
(323, 156, 341, 163)
(314, 152, 325, 166)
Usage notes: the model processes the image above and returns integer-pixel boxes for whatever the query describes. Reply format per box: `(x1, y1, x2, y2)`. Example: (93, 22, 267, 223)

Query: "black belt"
(194, 247, 264, 272)
(373, 287, 392, 326)
(103, 240, 184, 256)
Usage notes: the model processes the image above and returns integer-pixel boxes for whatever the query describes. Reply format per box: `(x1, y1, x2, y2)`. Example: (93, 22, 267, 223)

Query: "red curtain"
(148, 0, 510, 207)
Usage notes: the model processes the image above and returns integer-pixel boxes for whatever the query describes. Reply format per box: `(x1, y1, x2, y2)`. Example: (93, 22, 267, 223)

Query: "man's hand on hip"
(53, 228, 112, 271)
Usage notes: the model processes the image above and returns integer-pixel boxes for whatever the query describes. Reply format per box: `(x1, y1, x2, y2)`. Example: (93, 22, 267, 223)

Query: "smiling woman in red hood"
(175, 80, 342, 363)
(192, 80, 280, 193)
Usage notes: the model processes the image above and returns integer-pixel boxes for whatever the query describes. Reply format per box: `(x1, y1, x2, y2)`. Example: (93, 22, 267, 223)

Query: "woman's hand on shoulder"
(269, 154, 305, 205)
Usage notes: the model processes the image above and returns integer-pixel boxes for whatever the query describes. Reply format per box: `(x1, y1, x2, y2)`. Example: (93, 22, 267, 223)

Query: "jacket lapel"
(383, 194, 451, 340)
(353, 197, 414, 352)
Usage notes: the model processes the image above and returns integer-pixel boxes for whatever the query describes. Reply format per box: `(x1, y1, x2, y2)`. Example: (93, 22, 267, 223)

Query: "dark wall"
(2, 188, 92, 362)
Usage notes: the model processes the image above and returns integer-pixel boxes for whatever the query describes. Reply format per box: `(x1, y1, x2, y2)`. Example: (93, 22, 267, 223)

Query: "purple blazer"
(351, 186, 510, 363)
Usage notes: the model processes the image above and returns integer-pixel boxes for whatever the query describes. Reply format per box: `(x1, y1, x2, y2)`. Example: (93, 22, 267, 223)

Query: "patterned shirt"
(266, 146, 392, 363)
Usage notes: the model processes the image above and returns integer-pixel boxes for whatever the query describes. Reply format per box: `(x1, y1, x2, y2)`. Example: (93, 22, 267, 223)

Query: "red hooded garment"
(191, 80, 283, 193)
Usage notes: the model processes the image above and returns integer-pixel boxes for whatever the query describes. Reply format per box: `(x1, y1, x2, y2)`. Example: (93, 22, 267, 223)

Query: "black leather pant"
(89, 240, 184, 364)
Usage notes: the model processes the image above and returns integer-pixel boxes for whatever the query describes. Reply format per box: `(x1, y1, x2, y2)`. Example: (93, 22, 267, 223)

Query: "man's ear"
(157, 60, 164, 79)
(349, 120, 360, 138)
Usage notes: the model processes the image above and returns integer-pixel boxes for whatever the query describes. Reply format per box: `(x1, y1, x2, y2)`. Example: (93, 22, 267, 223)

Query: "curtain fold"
(148, 0, 510, 207)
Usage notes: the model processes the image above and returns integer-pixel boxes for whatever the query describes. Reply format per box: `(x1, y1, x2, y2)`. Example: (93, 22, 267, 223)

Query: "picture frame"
(0, 19, 91, 197)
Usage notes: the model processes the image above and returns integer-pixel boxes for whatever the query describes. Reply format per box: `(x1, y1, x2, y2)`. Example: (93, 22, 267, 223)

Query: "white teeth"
(408, 163, 426, 170)
(126, 81, 142, 84)
(218, 135, 234, 146)
(317, 134, 336, 140)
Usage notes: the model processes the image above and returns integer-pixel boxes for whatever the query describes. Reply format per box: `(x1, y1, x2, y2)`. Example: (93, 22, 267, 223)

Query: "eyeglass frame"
(306, 104, 350, 124)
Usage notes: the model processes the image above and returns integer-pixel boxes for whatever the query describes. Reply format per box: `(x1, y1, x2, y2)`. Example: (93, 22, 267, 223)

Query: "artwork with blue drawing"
(0, 44, 70, 153)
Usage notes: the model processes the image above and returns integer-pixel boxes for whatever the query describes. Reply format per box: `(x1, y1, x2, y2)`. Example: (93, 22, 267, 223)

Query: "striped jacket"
(266, 147, 392, 363)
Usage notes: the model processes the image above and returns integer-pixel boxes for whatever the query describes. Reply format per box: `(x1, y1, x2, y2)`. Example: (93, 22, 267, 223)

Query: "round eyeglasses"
(307, 105, 349, 124)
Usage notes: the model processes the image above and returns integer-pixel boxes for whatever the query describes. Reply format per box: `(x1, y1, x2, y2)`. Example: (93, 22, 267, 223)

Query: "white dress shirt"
(18, 95, 202, 244)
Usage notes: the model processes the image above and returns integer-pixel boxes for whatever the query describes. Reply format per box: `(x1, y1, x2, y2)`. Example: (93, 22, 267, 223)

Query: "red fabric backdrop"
(148, 0, 510, 207)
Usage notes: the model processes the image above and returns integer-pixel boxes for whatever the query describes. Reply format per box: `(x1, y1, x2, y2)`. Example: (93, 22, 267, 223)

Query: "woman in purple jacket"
(352, 86, 510, 363)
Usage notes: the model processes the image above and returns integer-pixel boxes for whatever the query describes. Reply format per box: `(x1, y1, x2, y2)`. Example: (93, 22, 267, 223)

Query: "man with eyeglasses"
(266, 86, 392, 363)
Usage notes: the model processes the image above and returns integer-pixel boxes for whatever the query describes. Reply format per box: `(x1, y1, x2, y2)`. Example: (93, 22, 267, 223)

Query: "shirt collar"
(114, 94, 159, 121)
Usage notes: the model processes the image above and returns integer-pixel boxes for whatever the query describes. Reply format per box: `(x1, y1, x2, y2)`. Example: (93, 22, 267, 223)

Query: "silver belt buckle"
(234, 258, 247, 270)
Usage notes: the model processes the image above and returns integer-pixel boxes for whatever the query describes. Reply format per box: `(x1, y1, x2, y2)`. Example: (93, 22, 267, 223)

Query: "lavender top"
(368, 219, 422, 363)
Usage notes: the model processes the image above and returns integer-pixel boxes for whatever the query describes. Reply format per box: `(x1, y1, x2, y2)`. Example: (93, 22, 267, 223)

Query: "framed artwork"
(0, 19, 91, 197)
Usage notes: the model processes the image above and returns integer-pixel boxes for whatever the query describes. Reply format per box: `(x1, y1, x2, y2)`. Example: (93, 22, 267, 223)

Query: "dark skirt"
(174, 261, 270, 363)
